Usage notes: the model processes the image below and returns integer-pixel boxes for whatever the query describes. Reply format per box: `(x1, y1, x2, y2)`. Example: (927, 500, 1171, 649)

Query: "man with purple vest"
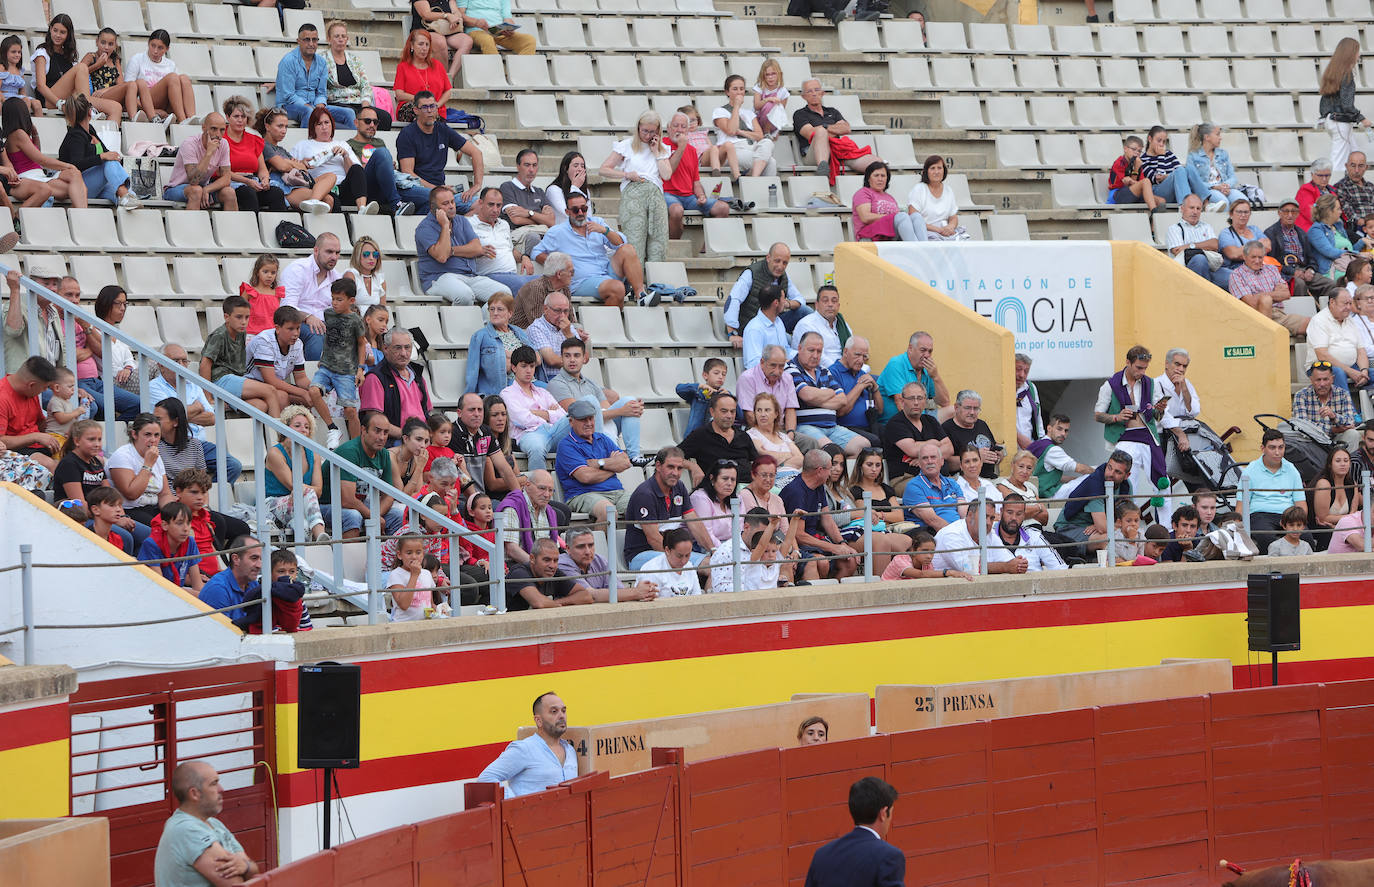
(1094, 345, 1170, 510)
(498, 470, 562, 567)
(1026, 413, 1093, 500)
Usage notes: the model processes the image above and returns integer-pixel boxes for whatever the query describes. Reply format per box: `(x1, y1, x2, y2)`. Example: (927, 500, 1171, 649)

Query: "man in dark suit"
(804, 776, 905, 887)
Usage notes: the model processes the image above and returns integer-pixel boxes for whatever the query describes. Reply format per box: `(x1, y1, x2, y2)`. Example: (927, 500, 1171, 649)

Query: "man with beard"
(477, 690, 580, 797)
(995, 494, 1067, 571)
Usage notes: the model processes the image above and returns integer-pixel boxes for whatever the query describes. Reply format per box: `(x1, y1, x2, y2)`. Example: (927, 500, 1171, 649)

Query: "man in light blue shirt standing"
(478, 692, 580, 797)
(742, 284, 796, 370)
(1240, 427, 1311, 554)
(275, 24, 355, 128)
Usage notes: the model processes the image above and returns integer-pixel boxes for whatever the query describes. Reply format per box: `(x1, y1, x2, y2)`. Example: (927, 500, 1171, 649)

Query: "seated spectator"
(1324, 511, 1367, 555)
(753, 59, 789, 138)
(199, 535, 261, 625)
(45, 368, 92, 449)
(533, 192, 650, 307)
(1026, 413, 1092, 500)
(689, 460, 739, 549)
(739, 345, 798, 430)
(321, 409, 407, 538)
(791, 331, 868, 456)
(164, 113, 237, 210)
(450, 392, 519, 496)
(623, 447, 713, 569)
(262, 406, 328, 541)
(1334, 152, 1374, 239)
(246, 306, 336, 436)
(1192, 491, 1221, 535)
(84, 485, 132, 550)
(1308, 194, 1351, 276)
(746, 392, 804, 486)
(58, 94, 139, 209)
(1139, 125, 1210, 207)
(276, 24, 354, 128)
(897, 155, 968, 242)
(256, 107, 337, 215)
(507, 538, 596, 610)
(1265, 507, 1314, 558)
(461, 0, 536, 54)
(792, 79, 878, 183)
(1051, 450, 1133, 553)
(71, 28, 120, 120)
(743, 286, 798, 371)
(709, 508, 799, 592)
(416, 186, 509, 305)
(554, 400, 632, 524)
(343, 239, 387, 309)
(398, 90, 486, 209)
(1293, 361, 1362, 449)
(395, 31, 455, 123)
(822, 444, 912, 571)
(781, 449, 858, 579)
(1230, 240, 1309, 335)
(497, 469, 561, 567)
(151, 398, 202, 481)
(360, 327, 433, 446)
(122, 29, 195, 124)
(348, 109, 426, 216)
(545, 151, 590, 226)
(1309, 289, 1369, 396)
(682, 391, 759, 486)
(877, 330, 951, 423)
(324, 22, 391, 132)
(1240, 428, 1310, 553)
(557, 527, 656, 600)
(828, 335, 881, 446)
(953, 443, 1001, 505)
(1112, 500, 1146, 564)
(682, 105, 736, 179)
(51, 420, 115, 503)
(738, 454, 784, 515)
(1, 32, 42, 116)
(166, 467, 251, 579)
(28, 15, 113, 118)
(713, 75, 777, 179)
(0, 355, 59, 470)
(852, 162, 901, 242)
(199, 295, 284, 417)
(792, 285, 850, 368)
(1217, 198, 1269, 278)
(89, 285, 143, 420)
(881, 383, 950, 491)
(1342, 259, 1372, 293)
(3, 265, 61, 376)
(1354, 286, 1374, 366)
(1106, 135, 1163, 209)
(513, 253, 573, 328)
(220, 95, 287, 214)
(725, 243, 811, 345)
(677, 358, 731, 437)
(501, 345, 569, 471)
(1312, 446, 1360, 547)
(1265, 200, 1342, 304)
(293, 108, 378, 215)
(942, 390, 1002, 479)
(107, 413, 172, 527)
(149, 344, 243, 484)
(137, 501, 204, 591)
(408, 0, 474, 80)
(1165, 195, 1226, 287)
(547, 336, 649, 465)
(849, 447, 906, 527)
(501, 150, 555, 255)
(636, 527, 701, 596)
(995, 450, 1048, 526)
(994, 493, 1067, 571)
(1159, 505, 1200, 562)
(2, 97, 87, 207)
(1186, 123, 1243, 211)
(466, 293, 533, 396)
(600, 112, 672, 266)
(1297, 159, 1337, 231)
(471, 187, 539, 297)
(664, 111, 730, 239)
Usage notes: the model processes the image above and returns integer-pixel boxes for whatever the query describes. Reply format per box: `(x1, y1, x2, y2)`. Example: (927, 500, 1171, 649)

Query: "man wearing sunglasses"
(1292, 361, 1363, 449)
(276, 23, 355, 129)
(348, 108, 429, 216)
(532, 193, 650, 307)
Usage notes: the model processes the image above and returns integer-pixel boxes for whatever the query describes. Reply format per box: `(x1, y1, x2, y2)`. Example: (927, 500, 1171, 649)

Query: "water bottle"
(768, 184, 778, 208)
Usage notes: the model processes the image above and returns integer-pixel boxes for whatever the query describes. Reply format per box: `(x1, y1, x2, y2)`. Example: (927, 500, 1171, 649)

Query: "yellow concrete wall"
(834, 243, 1018, 449)
(837, 242, 1290, 464)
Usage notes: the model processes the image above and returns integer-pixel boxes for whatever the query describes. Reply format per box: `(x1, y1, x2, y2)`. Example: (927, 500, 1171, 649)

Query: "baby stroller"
(1253, 414, 1333, 484)
(1164, 419, 1244, 507)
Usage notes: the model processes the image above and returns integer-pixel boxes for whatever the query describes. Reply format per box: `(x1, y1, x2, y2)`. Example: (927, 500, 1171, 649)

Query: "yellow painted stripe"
(0, 739, 70, 818)
(275, 605, 1374, 773)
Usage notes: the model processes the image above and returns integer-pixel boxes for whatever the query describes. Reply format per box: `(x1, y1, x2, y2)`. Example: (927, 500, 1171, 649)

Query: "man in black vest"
(724, 242, 812, 348)
(359, 328, 432, 444)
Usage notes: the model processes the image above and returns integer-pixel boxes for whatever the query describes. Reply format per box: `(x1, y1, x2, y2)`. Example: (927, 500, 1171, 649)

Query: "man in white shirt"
(931, 497, 1029, 576)
(994, 494, 1067, 571)
(1154, 346, 1203, 453)
(1165, 194, 1227, 286)
(1013, 352, 1044, 449)
(635, 527, 701, 596)
(471, 187, 540, 296)
(279, 232, 343, 362)
(1307, 289, 1370, 396)
(148, 344, 242, 484)
(1029, 413, 1094, 500)
(791, 285, 850, 367)
(742, 285, 796, 370)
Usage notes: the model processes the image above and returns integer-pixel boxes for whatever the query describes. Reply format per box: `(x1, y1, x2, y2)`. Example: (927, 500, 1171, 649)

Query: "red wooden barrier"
(248, 680, 1374, 887)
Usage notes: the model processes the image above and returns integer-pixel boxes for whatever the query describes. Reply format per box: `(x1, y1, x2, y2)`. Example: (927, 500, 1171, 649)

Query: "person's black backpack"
(275, 220, 315, 249)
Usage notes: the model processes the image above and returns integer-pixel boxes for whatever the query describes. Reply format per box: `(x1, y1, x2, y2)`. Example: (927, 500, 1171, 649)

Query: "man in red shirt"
(663, 109, 730, 240)
(0, 356, 59, 471)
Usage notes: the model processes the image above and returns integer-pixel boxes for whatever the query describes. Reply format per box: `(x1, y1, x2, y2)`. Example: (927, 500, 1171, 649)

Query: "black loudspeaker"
(298, 663, 361, 769)
(1247, 572, 1301, 653)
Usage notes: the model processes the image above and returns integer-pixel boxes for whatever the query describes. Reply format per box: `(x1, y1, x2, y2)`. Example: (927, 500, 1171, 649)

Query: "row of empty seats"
(463, 51, 804, 92)
(492, 17, 768, 53)
(940, 93, 1326, 132)
(4, 0, 322, 42)
(512, 91, 872, 132)
(350, 0, 720, 15)
(1115, 0, 1372, 22)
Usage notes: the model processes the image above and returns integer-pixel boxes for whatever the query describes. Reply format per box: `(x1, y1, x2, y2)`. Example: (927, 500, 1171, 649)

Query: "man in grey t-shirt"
(154, 761, 257, 887)
(545, 335, 651, 465)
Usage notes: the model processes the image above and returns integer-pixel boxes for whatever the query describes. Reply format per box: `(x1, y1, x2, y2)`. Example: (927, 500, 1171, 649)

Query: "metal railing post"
(1364, 474, 1371, 553)
(136, 353, 150, 414)
(330, 462, 343, 586)
(730, 497, 742, 594)
(213, 397, 228, 512)
(254, 430, 272, 636)
(976, 487, 988, 575)
(100, 329, 116, 448)
(62, 312, 76, 377)
(862, 492, 874, 582)
(290, 440, 306, 555)
(1105, 481, 1116, 567)
(1240, 476, 1252, 541)
(606, 508, 619, 603)
(365, 486, 381, 625)
(21, 544, 34, 665)
(491, 524, 506, 612)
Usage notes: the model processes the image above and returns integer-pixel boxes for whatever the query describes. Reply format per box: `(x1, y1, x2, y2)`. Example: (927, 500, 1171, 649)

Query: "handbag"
(129, 156, 159, 200)
(468, 132, 503, 172)
(275, 220, 316, 249)
(1181, 247, 1225, 271)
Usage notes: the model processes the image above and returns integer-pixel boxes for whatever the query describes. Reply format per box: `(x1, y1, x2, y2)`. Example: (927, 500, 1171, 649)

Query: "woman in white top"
(955, 444, 1002, 506)
(292, 107, 379, 215)
(345, 237, 387, 308)
(996, 450, 1048, 526)
(123, 29, 196, 124)
(546, 150, 591, 225)
(600, 110, 672, 264)
(745, 393, 804, 488)
(896, 154, 968, 242)
(714, 73, 776, 178)
(107, 413, 173, 526)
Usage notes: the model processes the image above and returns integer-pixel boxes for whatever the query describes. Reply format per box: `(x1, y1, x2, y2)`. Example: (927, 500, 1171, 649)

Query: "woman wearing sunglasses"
(345, 237, 388, 308)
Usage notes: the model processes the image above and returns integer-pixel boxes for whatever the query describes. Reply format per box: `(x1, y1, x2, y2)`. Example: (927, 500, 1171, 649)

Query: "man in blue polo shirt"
(877, 330, 951, 423)
(198, 535, 261, 626)
(1241, 428, 1310, 553)
(828, 335, 881, 446)
(395, 90, 485, 211)
(791, 330, 867, 456)
(532, 191, 651, 307)
(901, 442, 962, 529)
(554, 400, 632, 524)
(415, 186, 510, 306)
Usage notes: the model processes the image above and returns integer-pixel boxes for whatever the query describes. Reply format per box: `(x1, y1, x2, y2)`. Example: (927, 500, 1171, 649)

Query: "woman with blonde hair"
(324, 21, 392, 132)
(600, 110, 672, 264)
(996, 450, 1048, 526)
(1308, 193, 1350, 276)
(1320, 37, 1371, 172)
(1185, 122, 1241, 211)
(263, 405, 329, 541)
(746, 392, 804, 488)
(344, 237, 388, 308)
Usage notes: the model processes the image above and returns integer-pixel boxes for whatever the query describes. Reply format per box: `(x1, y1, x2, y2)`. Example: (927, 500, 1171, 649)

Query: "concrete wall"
(0, 664, 77, 818)
(0, 818, 109, 887)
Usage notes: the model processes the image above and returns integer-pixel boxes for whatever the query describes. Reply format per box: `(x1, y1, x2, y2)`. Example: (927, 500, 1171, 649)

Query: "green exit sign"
(1223, 346, 1256, 359)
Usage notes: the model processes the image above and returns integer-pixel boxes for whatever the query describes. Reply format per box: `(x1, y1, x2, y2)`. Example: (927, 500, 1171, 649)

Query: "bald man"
(154, 761, 258, 886)
(163, 113, 239, 211)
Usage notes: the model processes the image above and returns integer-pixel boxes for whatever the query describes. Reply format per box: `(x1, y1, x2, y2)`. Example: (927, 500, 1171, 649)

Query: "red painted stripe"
(277, 579, 1374, 702)
(276, 742, 505, 807)
(0, 702, 68, 753)
(1230, 656, 1374, 689)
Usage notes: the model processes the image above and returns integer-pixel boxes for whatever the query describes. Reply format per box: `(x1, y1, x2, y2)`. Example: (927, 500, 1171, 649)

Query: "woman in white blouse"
(713, 73, 776, 178)
(546, 150, 591, 225)
(344, 237, 387, 308)
(895, 155, 969, 242)
(291, 107, 378, 215)
(600, 110, 672, 264)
